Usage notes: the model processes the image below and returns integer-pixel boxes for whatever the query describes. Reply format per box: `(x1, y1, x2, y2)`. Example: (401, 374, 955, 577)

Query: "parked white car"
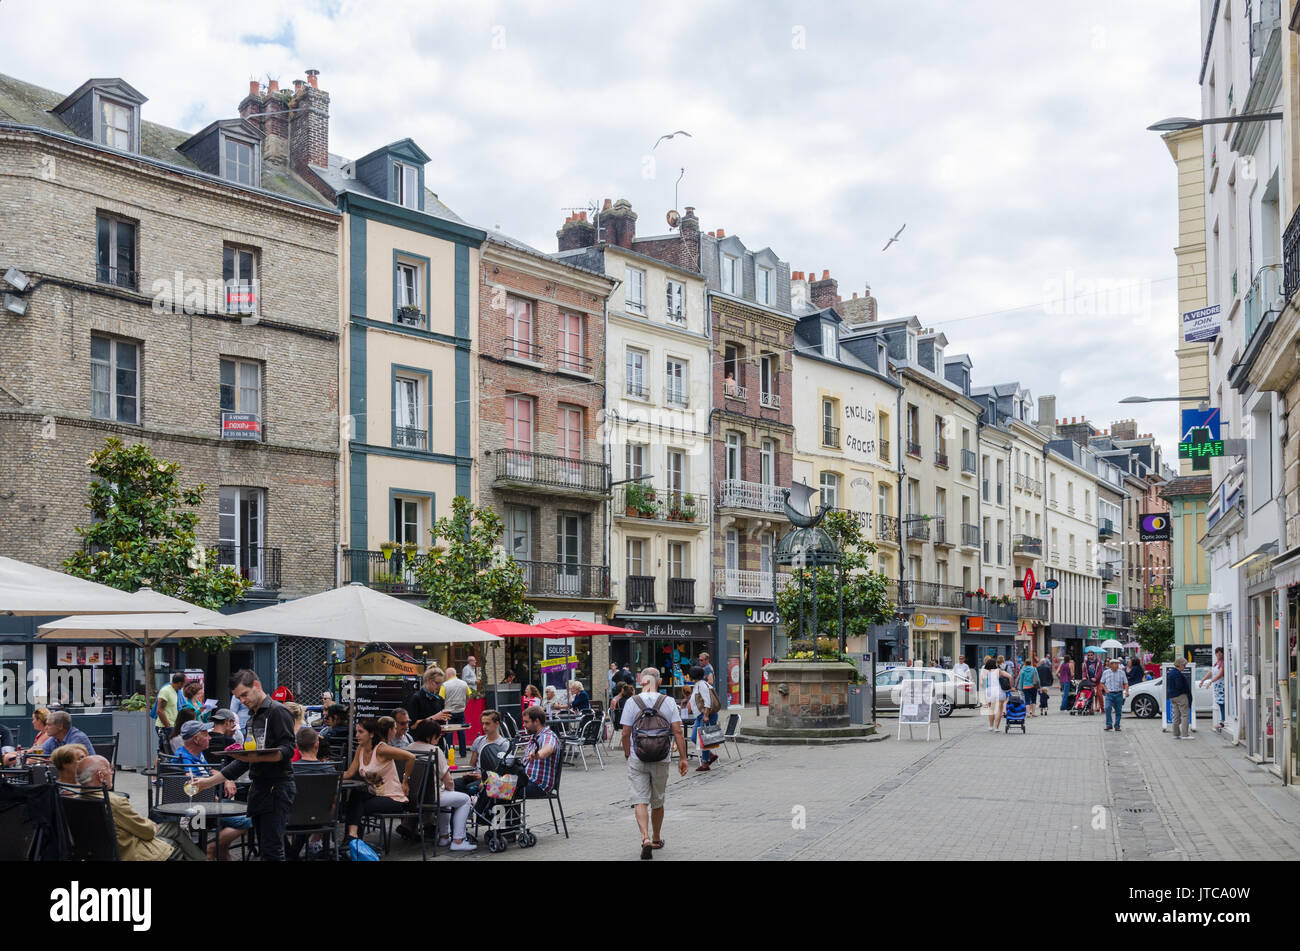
(874, 667, 977, 718)
(1126, 674, 1213, 719)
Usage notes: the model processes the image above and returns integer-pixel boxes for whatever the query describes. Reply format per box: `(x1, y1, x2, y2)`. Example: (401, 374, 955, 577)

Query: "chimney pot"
(822, 269, 830, 280)
(293, 79, 304, 93)
(603, 198, 612, 211)
(306, 68, 319, 89)
(852, 292, 858, 298)
(685, 206, 695, 216)
(717, 228, 725, 238)
(708, 231, 716, 237)
(268, 79, 279, 94)
(249, 79, 260, 97)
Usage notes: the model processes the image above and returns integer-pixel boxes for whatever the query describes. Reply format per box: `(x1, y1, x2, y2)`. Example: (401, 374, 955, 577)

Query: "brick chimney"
(557, 211, 596, 251)
(678, 206, 700, 271)
(1037, 395, 1056, 435)
(604, 198, 636, 249)
(839, 283, 878, 327)
(810, 268, 839, 310)
(1111, 418, 1138, 440)
(289, 68, 329, 185)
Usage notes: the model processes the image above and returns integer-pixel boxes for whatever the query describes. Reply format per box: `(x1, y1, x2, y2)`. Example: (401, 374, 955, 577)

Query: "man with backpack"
(620, 666, 689, 860)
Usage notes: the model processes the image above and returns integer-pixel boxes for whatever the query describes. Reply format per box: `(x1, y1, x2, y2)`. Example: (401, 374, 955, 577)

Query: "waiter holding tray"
(194, 669, 296, 861)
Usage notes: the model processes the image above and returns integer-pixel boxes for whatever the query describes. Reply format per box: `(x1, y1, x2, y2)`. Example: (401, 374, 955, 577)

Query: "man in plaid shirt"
(520, 706, 560, 795)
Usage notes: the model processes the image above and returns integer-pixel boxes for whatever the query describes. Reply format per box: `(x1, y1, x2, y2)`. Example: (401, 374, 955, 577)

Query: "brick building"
(0, 71, 342, 705)
(477, 230, 617, 687)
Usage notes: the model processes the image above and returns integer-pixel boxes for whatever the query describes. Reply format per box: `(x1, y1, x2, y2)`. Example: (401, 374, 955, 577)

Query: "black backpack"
(630, 694, 672, 762)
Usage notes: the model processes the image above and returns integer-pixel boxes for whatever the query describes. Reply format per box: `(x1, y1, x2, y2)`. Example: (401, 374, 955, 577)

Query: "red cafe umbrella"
(536, 619, 641, 636)
(471, 618, 545, 638)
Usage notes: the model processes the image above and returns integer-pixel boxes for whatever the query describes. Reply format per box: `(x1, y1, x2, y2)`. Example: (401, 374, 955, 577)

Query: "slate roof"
(312, 152, 468, 225)
(0, 72, 334, 209)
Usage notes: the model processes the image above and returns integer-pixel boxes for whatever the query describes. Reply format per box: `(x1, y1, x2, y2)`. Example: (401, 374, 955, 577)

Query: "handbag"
(484, 770, 519, 800)
(698, 722, 725, 748)
(349, 838, 380, 861)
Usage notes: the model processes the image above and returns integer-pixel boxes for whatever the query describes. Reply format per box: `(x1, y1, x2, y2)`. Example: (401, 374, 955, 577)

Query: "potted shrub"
(397, 305, 424, 327)
(379, 541, 397, 561)
(624, 482, 646, 518)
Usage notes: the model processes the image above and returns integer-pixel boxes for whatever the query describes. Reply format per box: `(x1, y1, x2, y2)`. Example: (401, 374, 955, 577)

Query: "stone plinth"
(740, 661, 871, 742)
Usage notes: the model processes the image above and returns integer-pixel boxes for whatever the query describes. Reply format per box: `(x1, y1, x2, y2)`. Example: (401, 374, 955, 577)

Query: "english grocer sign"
(842, 403, 877, 459)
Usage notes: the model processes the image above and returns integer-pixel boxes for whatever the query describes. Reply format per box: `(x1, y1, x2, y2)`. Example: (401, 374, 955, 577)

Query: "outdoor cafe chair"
(56, 781, 119, 861)
(562, 717, 604, 771)
(284, 769, 342, 860)
(366, 751, 435, 859)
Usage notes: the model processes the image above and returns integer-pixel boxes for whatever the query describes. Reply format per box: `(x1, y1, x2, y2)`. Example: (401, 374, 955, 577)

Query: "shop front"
(610, 616, 716, 702)
(1274, 547, 1300, 787)
(908, 612, 961, 668)
(718, 605, 788, 709)
(496, 610, 597, 697)
(961, 615, 1020, 668)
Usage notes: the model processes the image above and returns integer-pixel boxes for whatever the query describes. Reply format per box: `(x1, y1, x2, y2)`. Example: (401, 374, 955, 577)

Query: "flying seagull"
(653, 130, 693, 150)
(881, 224, 906, 251)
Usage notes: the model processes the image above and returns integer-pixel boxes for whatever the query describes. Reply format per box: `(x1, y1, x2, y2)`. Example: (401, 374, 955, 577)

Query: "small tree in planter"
(682, 494, 697, 521)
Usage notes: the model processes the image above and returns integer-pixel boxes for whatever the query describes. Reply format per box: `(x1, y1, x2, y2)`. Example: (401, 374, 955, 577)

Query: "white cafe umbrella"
(1100, 639, 1124, 650)
(234, 584, 502, 759)
(0, 556, 188, 616)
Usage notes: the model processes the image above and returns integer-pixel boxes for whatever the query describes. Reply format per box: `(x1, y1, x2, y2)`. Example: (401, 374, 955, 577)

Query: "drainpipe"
(894, 369, 906, 661)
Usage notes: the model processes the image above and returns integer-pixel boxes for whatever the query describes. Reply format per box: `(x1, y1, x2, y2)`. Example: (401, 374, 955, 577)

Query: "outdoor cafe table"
(153, 800, 248, 852)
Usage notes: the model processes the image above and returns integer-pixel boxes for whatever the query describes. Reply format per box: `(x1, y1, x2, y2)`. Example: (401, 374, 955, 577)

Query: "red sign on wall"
(1023, 568, 1036, 602)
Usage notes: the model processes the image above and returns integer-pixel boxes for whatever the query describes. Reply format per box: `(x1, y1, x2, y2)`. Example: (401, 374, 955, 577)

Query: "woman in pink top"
(343, 716, 417, 841)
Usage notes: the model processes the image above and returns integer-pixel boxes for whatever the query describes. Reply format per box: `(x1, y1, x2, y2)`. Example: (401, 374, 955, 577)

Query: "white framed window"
(666, 279, 685, 324)
(667, 449, 685, 494)
(757, 266, 773, 305)
(760, 532, 774, 575)
(96, 214, 136, 289)
(725, 529, 739, 571)
(668, 541, 687, 579)
(557, 312, 584, 372)
(760, 354, 778, 406)
(222, 136, 255, 186)
(505, 395, 534, 453)
(393, 375, 425, 450)
(822, 322, 838, 358)
(878, 482, 891, 517)
(721, 254, 739, 294)
(97, 97, 133, 151)
(218, 487, 266, 586)
(625, 348, 648, 399)
(223, 245, 258, 316)
(820, 471, 840, 509)
(760, 438, 775, 486)
(220, 358, 261, 417)
(394, 162, 419, 210)
(505, 297, 535, 360)
(665, 357, 688, 407)
(625, 442, 646, 481)
(625, 267, 646, 313)
(725, 432, 741, 481)
(90, 335, 138, 423)
(626, 538, 646, 576)
(393, 496, 422, 547)
(822, 399, 838, 447)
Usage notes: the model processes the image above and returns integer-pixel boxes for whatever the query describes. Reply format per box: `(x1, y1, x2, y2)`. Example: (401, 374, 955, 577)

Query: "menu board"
(898, 678, 936, 724)
(345, 675, 421, 720)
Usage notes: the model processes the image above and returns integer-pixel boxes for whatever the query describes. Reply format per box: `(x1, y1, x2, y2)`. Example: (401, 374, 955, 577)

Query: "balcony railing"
(935, 451, 949, 468)
(904, 517, 930, 541)
(1019, 597, 1049, 620)
(1013, 534, 1042, 557)
(823, 425, 841, 448)
(961, 449, 977, 474)
(932, 517, 953, 546)
(961, 523, 980, 548)
(667, 577, 696, 613)
(96, 265, 137, 290)
(556, 349, 593, 374)
(494, 449, 610, 494)
(393, 426, 427, 451)
(395, 306, 427, 329)
(625, 575, 657, 612)
(504, 338, 541, 362)
(760, 391, 781, 409)
(1098, 518, 1116, 538)
(615, 487, 709, 523)
(966, 595, 1018, 623)
(664, 384, 689, 408)
(880, 439, 890, 462)
(715, 568, 793, 601)
(1103, 607, 1132, 628)
(341, 549, 425, 595)
(626, 380, 649, 400)
(1285, 203, 1300, 298)
(723, 383, 748, 401)
(876, 514, 900, 544)
(1245, 263, 1283, 345)
(717, 479, 785, 514)
(213, 543, 282, 590)
(517, 560, 611, 600)
(906, 440, 922, 458)
(1099, 563, 1116, 582)
(897, 581, 966, 609)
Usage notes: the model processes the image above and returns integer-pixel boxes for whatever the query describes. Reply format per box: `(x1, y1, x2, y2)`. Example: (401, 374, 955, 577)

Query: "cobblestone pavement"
(114, 707, 1300, 861)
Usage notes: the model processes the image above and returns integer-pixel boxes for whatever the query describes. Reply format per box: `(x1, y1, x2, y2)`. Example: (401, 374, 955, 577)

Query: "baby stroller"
(1004, 689, 1027, 733)
(472, 743, 537, 852)
(1071, 680, 1095, 716)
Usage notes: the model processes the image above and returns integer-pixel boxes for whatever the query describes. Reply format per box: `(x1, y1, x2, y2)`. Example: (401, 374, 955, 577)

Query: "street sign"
(1180, 408, 1220, 441)
(1044, 579, 1059, 590)
(1179, 426, 1224, 461)
(1023, 569, 1035, 602)
(1140, 513, 1171, 542)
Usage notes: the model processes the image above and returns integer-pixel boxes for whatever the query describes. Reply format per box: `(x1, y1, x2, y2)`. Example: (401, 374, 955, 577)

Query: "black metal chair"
(285, 769, 343, 860)
(56, 782, 120, 861)
(0, 788, 42, 859)
(500, 711, 520, 739)
(365, 751, 434, 860)
(719, 713, 743, 760)
(562, 717, 605, 771)
(533, 747, 569, 838)
(85, 734, 119, 788)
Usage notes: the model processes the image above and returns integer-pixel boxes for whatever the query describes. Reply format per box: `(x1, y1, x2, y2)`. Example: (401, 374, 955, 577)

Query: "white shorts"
(627, 757, 669, 808)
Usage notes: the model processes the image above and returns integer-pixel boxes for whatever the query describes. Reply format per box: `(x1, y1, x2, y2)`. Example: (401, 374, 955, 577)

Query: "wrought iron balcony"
(876, 514, 900, 544)
(906, 440, 922, 458)
(961, 449, 977, 474)
(626, 380, 650, 400)
(1098, 518, 1116, 538)
(395, 306, 427, 329)
(1285, 203, 1300, 299)
(961, 523, 980, 548)
(503, 338, 542, 362)
(935, 451, 949, 468)
(1013, 534, 1042, 557)
(667, 577, 696, 613)
(932, 517, 954, 546)
(556, 349, 592, 374)
(517, 560, 611, 601)
(212, 543, 282, 590)
(393, 426, 427, 451)
(1245, 263, 1283, 345)
(723, 382, 747, 401)
(1019, 597, 1049, 620)
(615, 487, 709, 524)
(760, 390, 781, 409)
(904, 516, 930, 541)
(1099, 563, 1116, 582)
(664, 384, 689, 408)
(822, 425, 841, 448)
(341, 548, 425, 595)
(717, 479, 785, 514)
(967, 595, 1018, 623)
(715, 569, 793, 601)
(494, 449, 610, 496)
(897, 580, 966, 609)
(625, 575, 657, 612)
(1102, 606, 1132, 628)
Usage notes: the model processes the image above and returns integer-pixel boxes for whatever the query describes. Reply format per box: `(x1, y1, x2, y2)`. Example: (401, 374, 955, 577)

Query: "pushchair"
(1004, 689, 1027, 733)
(472, 741, 537, 852)
(1071, 679, 1095, 715)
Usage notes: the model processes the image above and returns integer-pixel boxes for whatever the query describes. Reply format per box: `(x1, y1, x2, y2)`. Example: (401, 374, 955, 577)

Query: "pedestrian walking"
(620, 666, 689, 859)
(1168, 656, 1194, 739)
(1018, 656, 1041, 715)
(982, 658, 1007, 731)
(1126, 656, 1144, 687)
(685, 665, 719, 771)
(1100, 658, 1129, 732)
(1058, 655, 1074, 711)
(1199, 647, 1225, 732)
(953, 654, 971, 683)
(1083, 652, 1105, 714)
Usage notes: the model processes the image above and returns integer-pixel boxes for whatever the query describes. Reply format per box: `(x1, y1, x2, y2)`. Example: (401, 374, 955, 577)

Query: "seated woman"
(343, 716, 416, 844)
(522, 685, 542, 711)
(404, 720, 475, 851)
(50, 742, 88, 787)
(567, 680, 591, 713)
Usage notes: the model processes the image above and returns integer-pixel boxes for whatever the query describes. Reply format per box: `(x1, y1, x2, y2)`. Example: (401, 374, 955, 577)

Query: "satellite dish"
(666, 209, 680, 229)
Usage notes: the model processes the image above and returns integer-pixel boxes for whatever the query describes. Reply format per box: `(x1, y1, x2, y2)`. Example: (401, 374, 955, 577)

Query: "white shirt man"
(952, 656, 971, 682)
(441, 668, 470, 757)
(620, 667, 688, 860)
(461, 657, 478, 692)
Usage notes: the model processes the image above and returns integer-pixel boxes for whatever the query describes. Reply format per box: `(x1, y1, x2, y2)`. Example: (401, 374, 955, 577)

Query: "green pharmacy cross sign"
(1178, 427, 1224, 470)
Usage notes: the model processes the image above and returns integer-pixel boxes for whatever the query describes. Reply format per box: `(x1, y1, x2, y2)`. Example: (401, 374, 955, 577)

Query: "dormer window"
(222, 136, 255, 186)
(906, 334, 917, 363)
(934, 347, 944, 374)
(395, 162, 419, 210)
(822, 322, 838, 359)
(98, 98, 134, 150)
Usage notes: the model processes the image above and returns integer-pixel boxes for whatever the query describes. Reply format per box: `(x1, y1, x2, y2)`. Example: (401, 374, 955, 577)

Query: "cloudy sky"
(2, 0, 1199, 455)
